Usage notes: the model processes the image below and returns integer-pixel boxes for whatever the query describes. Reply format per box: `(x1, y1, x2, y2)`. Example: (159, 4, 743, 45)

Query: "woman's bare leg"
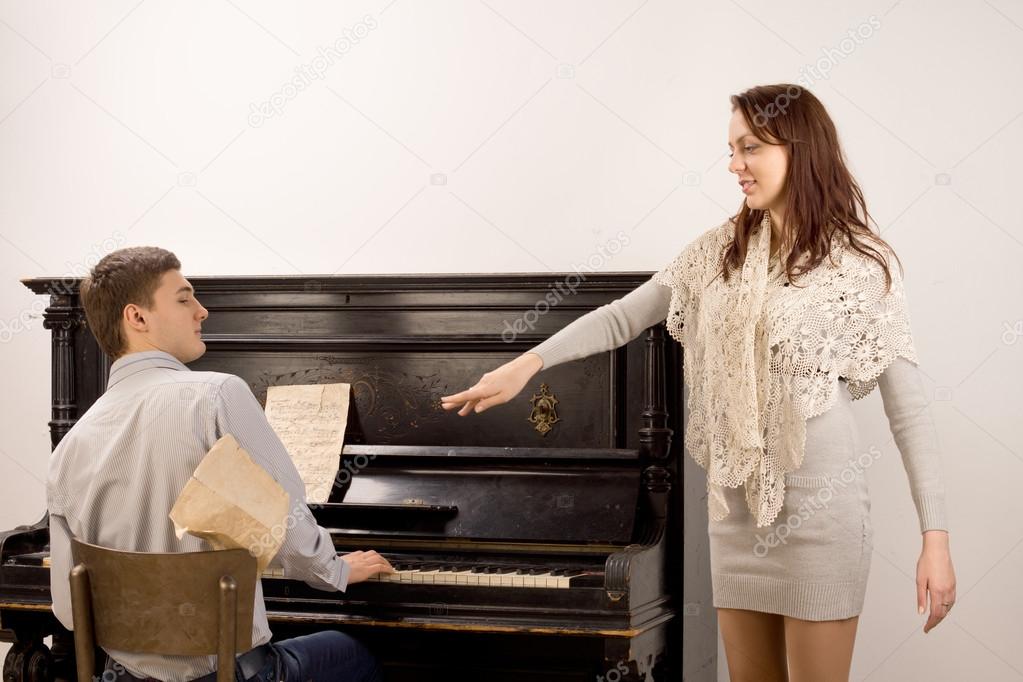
(783, 615, 859, 682)
(717, 607, 788, 681)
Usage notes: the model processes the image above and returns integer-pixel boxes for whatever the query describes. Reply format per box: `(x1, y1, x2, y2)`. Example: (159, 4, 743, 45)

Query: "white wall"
(2, 1, 1021, 680)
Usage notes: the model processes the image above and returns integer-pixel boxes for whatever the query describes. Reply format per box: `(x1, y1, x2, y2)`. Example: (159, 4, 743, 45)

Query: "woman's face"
(727, 108, 790, 216)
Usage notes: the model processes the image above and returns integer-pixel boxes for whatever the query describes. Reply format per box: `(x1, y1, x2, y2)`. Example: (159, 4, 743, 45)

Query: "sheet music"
(264, 383, 351, 504)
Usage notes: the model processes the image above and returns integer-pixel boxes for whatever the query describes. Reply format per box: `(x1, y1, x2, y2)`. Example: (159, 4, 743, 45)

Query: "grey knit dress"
(528, 273, 948, 621)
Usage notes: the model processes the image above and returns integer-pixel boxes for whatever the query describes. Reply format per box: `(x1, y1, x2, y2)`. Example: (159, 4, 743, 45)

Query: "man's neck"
(116, 348, 179, 363)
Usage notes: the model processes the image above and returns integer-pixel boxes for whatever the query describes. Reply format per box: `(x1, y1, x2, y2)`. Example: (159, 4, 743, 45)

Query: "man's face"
(123, 269, 209, 363)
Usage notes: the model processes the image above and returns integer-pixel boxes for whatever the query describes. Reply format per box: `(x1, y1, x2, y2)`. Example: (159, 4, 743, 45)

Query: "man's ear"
(123, 304, 148, 332)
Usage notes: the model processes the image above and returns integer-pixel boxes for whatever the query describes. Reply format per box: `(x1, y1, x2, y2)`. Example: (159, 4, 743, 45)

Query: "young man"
(47, 246, 393, 682)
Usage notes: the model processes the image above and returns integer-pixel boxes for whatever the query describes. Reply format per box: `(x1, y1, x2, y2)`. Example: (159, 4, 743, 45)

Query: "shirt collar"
(107, 350, 190, 389)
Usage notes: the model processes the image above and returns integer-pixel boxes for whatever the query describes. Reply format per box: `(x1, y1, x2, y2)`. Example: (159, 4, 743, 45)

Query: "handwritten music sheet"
(264, 383, 351, 504)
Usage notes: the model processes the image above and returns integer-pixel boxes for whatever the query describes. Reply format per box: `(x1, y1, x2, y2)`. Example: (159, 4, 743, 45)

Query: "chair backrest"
(69, 538, 256, 682)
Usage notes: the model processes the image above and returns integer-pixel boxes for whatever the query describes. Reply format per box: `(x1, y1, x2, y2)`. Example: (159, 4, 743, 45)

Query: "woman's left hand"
(917, 530, 956, 634)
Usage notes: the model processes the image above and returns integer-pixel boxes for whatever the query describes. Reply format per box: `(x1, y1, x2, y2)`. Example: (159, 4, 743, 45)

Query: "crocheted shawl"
(652, 212, 917, 527)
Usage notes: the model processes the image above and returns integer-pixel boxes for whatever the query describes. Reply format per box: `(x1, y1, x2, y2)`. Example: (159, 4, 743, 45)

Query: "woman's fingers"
(923, 586, 954, 633)
(440, 389, 471, 407)
(442, 383, 499, 416)
(442, 360, 531, 416)
(473, 392, 506, 413)
(441, 385, 486, 409)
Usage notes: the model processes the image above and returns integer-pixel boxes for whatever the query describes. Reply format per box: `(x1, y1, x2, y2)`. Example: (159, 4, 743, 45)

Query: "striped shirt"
(47, 350, 350, 682)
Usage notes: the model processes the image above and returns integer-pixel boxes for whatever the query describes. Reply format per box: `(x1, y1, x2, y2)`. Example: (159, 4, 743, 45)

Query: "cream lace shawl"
(652, 212, 917, 527)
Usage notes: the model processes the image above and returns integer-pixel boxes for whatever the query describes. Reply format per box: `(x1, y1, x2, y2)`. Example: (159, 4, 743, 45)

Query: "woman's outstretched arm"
(441, 277, 672, 415)
(528, 277, 672, 371)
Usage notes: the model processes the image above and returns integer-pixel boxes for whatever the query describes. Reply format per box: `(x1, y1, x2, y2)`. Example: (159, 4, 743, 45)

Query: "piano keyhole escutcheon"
(528, 383, 560, 436)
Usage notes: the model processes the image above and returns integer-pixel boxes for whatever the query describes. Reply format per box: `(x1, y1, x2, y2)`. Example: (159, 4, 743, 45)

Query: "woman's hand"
(917, 530, 956, 634)
(440, 353, 544, 415)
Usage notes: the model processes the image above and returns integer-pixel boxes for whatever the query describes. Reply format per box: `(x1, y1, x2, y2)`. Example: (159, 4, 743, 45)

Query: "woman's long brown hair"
(721, 84, 899, 290)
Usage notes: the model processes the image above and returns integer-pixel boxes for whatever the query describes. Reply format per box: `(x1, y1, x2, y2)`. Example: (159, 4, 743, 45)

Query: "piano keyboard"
(261, 564, 588, 589)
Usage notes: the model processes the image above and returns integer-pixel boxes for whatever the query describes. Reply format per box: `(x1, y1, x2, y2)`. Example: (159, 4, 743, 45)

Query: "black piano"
(1, 273, 685, 681)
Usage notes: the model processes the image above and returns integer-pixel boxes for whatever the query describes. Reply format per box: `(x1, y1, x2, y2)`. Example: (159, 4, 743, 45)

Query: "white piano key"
(433, 571, 459, 584)
(412, 569, 439, 584)
(260, 567, 285, 579)
(528, 572, 552, 588)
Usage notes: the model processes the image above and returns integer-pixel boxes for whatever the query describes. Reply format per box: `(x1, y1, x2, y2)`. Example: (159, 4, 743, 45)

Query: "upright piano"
(1, 273, 685, 681)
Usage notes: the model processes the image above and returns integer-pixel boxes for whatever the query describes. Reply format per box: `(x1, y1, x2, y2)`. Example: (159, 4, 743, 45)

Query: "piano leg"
(2, 640, 54, 682)
(0, 615, 75, 682)
(601, 625, 668, 681)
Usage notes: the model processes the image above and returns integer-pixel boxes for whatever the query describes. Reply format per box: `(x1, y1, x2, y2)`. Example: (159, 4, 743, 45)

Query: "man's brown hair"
(80, 247, 181, 359)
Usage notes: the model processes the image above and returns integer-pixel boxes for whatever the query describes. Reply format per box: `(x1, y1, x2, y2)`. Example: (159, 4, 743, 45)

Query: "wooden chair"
(68, 538, 257, 682)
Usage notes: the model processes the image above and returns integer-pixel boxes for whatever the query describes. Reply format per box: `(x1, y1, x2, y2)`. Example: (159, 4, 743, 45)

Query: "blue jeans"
(247, 631, 381, 682)
(102, 631, 380, 681)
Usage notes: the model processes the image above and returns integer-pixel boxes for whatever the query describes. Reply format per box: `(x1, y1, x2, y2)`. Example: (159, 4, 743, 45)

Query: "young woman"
(440, 84, 956, 681)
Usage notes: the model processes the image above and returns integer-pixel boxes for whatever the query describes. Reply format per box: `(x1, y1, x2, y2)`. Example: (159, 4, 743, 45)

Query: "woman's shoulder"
(832, 230, 899, 272)
(827, 232, 908, 300)
(654, 218, 734, 287)
(676, 218, 735, 260)
(700, 217, 736, 244)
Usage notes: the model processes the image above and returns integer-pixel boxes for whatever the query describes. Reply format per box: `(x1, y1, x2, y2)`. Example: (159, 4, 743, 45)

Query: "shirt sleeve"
(877, 356, 949, 533)
(48, 513, 74, 631)
(213, 375, 351, 591)
(527, 277, 673, 371)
